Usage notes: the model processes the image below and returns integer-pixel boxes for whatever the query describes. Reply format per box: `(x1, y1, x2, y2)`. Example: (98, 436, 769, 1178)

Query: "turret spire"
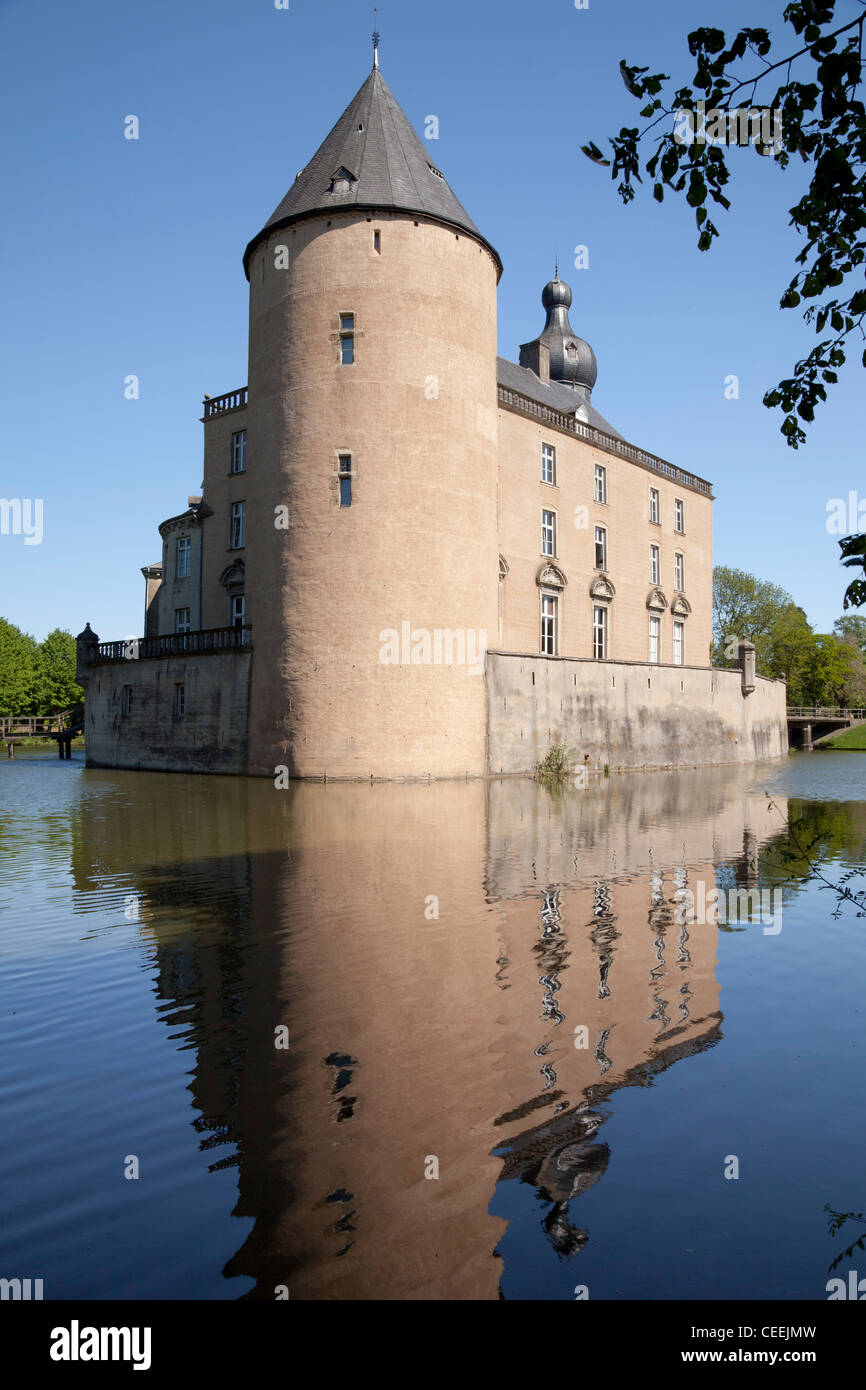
(372, 8, 380, 69)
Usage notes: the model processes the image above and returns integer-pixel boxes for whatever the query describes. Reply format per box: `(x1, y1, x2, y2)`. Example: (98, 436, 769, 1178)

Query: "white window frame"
(176, 535, 191, 579)
(230, 500, 246, 550)
(649, 614, 660, 664)
(674, 552, 684, 591)
(650, 544, 660, 585)
(541, 508, 557, 557)
(230, 594, 245, 628)
(175, 607, 191, 634)
(230, 429, 247, 474)
(594, 524, 607, 571)
(593, 604, 608, 660)
(540, 592, 558, 656)
(340, 312, 355, 365)
(673, 620, 684, 667)
(674, 497, 684, 533)
(649, 487, 660, 525)
(594, 463, 607, 504)
(541, 442, 556, 485)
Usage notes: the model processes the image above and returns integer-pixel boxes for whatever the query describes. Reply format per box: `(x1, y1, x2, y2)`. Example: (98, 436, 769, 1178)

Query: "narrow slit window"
(339, 453, 352, 507)
(174, 684, 185, 719)
(340, 313, 355, 365)
(373, 230, 381, 253)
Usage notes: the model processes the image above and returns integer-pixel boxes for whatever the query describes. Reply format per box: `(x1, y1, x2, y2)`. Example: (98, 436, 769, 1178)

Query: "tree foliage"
(582, 0, 866, 449)
(0, 619, 82, 717)
(712, 565, 866, 704)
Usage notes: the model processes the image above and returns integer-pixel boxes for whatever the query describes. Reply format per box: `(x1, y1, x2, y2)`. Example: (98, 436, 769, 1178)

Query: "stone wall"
(486, 651, 788, 774)
(81, 651, 251, 774)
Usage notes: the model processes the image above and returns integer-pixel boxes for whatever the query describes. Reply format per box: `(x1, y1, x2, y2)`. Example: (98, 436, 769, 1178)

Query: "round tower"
(241, 67, 501, 778)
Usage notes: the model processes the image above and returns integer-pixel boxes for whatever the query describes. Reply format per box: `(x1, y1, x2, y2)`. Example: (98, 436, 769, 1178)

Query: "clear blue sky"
(1, 0, 862, 641)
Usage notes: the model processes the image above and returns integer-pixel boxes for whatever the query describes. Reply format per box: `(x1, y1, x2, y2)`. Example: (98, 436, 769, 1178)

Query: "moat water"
(1, 749, 864, 1300)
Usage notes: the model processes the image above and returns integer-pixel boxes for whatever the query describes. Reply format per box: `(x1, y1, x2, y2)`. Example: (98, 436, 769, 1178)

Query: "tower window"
(339, 453, 352, 507)
(594, 464, 607, 504)
(674, 497, 685, 533)
(593, 604, 608, 660)
(541, 443, 556, 485)
(229, 500, 246, 550)
(675, 552, 684, 591)
(541, 593, 558, 656)
(541, 509, 557, 557)
(176, 535, 191, 579)
(649, 615, 660, 664)
(594, 525, 607, 571)
(231, 429, 247, 474)
(649, 487, 660, 525)
(650, 544, 660, 585)
(175, 607, 191, 634)
(340, 313, 355, 365)
(374, 230, 381, 253)
(174, 684, 186, 719)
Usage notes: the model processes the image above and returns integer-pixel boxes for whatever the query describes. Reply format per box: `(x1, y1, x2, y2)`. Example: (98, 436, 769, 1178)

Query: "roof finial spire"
(372, 8, 380, 69)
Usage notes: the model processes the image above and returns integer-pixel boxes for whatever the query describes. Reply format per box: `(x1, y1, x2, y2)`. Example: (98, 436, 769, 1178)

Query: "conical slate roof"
(243, 68, 501, 278)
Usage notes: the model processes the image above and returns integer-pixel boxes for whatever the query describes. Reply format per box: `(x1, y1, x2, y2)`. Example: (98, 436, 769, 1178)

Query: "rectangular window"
(339, 453, 352, 508)
(674, 497, 684, 533)
(541, 443, 556, 485)
(176, 536, 191, 579)
(673, 621, 684, 666)
(542, 509, 556, 557)
(675, 552, 684, 590)
(540, 593, 558, 656)
(231, 429, 247, 474)
(340, 312, 355, 365)
(594, 463, 607, 504)
(649, 615, 660, 664)
(594, 525, 607, 570)
(230, 500, 245, 550)
(121, 685, 133, 717)
(373, 230, 381, 253)
(593, 604, 607, 660)
(230, 594, 245, 628)
(650, 544, 660, 585)
(649, 487, 660, 525)
(174, 683, 185, 719)
(175, 607, 191, 634)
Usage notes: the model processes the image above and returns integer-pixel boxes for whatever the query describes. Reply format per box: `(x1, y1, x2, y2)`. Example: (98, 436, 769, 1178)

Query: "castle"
(76, 58, 788, 778)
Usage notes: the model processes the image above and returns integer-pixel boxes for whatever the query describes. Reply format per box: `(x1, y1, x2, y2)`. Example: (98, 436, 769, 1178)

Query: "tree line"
(0, 619, 82, 717)
(713, 566, 866, 707)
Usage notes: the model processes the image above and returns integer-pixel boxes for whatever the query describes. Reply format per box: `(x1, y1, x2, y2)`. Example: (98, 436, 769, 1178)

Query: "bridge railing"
(0, 709, 73, 736)
(787, 707, 866, 720)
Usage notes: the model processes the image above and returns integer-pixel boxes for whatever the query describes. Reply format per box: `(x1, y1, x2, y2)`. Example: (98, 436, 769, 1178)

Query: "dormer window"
(427, 162, 444, 179)
(328, 165, 356, 196)
(566, 341, 579, 359)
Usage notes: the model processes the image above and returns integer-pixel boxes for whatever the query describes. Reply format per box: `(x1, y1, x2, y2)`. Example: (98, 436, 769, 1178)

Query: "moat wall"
(82, 652, 251, 775)
(486, 652, 788, 774)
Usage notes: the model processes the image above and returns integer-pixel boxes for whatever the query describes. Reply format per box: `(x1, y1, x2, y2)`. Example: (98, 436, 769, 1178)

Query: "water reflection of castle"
(71, 766, 788, 1299)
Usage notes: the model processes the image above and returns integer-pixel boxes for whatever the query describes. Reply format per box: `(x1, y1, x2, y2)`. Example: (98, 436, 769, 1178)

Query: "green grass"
(820, 725, 866, 751)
